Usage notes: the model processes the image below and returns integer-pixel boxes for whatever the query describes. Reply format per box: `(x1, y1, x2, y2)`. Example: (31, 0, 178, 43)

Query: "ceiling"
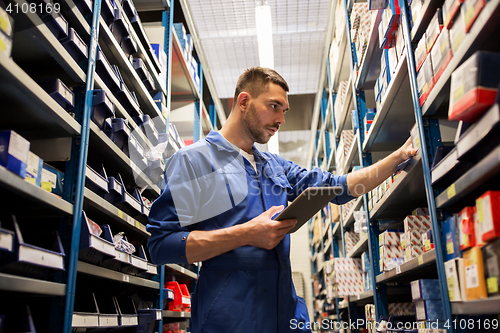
(184, 0, 331, 99)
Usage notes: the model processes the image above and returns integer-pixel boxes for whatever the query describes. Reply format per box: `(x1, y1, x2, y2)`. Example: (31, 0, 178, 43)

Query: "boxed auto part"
(379, 244, 404, 271)
(411, 279, 442, 300)
(449, 51, 500, 122)
(442, 0, 464, 28)
(415, 299, 446, 321)
(379, 230, 403, 246)
(426, 9, 444, 53)
(415, 34, 428, 72)
(463, 246, 488, 300)
(475, 190, 500, 242)
(0, 130, 30, 178)
(417, 54, 435, 106)
(458, 206, 475, 251)
(461, 0, 486, 32)
(449, 9, 466, 54)
(411, 0, 423, 26)
(430, 28, 452, 83)
(404, 215, 432, 232)
(444, 258, 466, 301)
(405, 244, 424, 262)
(443, 215, 460, 261)
(422, 229, 435, 252)
(379, 0, 400, 49)
(42, 163, 64, 196)
(25, 151, 43, 187)
(482, 237, 500, 296)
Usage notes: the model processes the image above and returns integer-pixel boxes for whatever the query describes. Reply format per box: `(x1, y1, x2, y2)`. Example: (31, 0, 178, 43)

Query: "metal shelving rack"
(309, 0, 500, 330)
(0, 0, 217, 330)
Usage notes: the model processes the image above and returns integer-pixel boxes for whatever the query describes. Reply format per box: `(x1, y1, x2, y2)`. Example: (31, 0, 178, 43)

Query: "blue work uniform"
(147, 131, 354, 332)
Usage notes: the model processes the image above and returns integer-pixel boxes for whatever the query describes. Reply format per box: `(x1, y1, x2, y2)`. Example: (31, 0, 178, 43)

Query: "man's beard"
(243, 104, 279, 144)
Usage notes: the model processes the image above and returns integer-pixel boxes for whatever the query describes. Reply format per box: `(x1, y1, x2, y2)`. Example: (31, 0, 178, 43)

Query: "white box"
(444, 258, 466, 301)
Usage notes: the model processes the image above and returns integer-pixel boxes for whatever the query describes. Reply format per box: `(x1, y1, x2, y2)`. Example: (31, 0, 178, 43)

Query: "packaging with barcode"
(411, 279, 442, 300)
(461, 0, 486, 32)
(482, 237, 500, 296)
(442, 0, 464, 28)
(405, 244, 424, 262)
(449, 9, 466, 55)
(475, 191, 500, 242)
(444, 258, 466, 301)
(463, 246, 488, 300)
(25, 151, 43, 187)
(417, 54, 435, 106)
(426, 9, 444, 53)
(415, 299, 446, 321)
(458, 206, 475, 251)
(415, 34, 428, 72)
(444, 216, 460, 261)
(430, 28, 453, 83)
(411, 0, 424, 26)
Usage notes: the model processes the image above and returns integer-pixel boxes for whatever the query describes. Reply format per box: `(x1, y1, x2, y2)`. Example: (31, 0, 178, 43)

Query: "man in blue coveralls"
(147, 67, 416, 332)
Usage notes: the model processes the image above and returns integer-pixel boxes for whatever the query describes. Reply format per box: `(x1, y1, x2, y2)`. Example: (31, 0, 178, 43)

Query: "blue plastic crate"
(41, 11, 68, 39)
(121, 34, 137, 56)
(110, 7, 129, 43)
(104, 174, 124, 204)
(74, 0, 92, 16)
(100, 224, 132, 271)
(100, 0, 115, 25)
(115, 296, 138, 326)
(59, 27, 88, 63)
(116, 81, 141, 117)
(121, 0, 136, 18)
(36, 78, 74, 111)
(72, 292, 99, 328)
(79, 211, 115, 265)
(91, 89, 115, 129)
(105, 118, 131, 156)
(96, 47, 121, 92)
(133, 114, 158, 144)
(85, 164, 109, 195)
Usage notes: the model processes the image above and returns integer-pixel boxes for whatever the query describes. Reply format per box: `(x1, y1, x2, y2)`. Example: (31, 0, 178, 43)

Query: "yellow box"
(463, 247, 488, 300)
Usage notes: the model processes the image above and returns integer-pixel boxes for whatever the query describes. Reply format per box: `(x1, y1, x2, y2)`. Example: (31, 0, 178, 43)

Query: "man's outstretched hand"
(397, 137, 417, 164)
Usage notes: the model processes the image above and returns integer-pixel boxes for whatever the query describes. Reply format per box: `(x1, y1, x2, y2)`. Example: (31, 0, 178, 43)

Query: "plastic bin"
(135, 308, 162, 333)
(166, 281, 191, 312)
(122, 244, 148, 275)
(96, 46, 121, 92)
(142, 70, 155, 92)
(95, 294, 119, 327)
(36, 78, 74, 111)
(100, 225, 132, 271)
(162, 288, 175, 310)
(59, 27, 88, 63)
(138, 263, 158, 279)
(133, 114, 159, 145)
(74, 0, 92, 16)
(0, 222, 14, 253)
(116, 81, 141, 117)
(115, 296, 138, 326)
(110, 7, 129, 43)
(105, 118, 131, 157)
(79, 211, 115, 265)
(104, 173, 125, 204)
(121, 34, 138, 56)
(121, 0, 137, 18)
(100, 0, 115, 25)
(85, 164, 109, 195)
(0, 215, 65, 279)
(72, 292, 99, 328)
(129, 135, 148, 171)
(116, 186, 143, 217)
(0, 304, 36, 332)
(132, 58, 148, 80)
(41, 11, 68, 39)
(145, 158, 165, 185)
(91, 89, 115, 130)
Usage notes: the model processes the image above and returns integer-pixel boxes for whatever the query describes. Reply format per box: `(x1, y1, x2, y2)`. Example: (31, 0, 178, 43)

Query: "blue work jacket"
(147, 131, 354, 333)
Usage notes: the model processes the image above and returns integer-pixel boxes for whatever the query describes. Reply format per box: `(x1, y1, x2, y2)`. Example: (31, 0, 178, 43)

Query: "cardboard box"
(444, 216, 460, 261)
(379, 230, 404, 246)
(442, 0, 464, 28)
(362, 252, 371, 272)
(415, 300, 446, 321)
(430, 28, 453, 83)
(404, 215, 432, 232)
(345, 231, 361, 253)
(461, 0, 486, 32)
(476, 191, 500, 242)
(449, 9, 466, 55)
(463, 247, 488, 300)
(406, 228, 425, 247)
(411, 279, 442, 300)
(415, 35, 428, 72)
(482, 238, 500, 296)
(445, 258, 466, 301)
(458, 206, 475, 251)
(380, 245, 404, 271)
(426, 9, 444, 53)
(42, 163, 65, 196)
(422, 229, 435, 252)
(405, 244, 424, 262)
(417, 54, 435, 106)
(0, 130, 30, 178)
(473, 204, 486, 248)
(411, 0, 423, 26)
(25, 151, 43, 187)
(410, 123, 421, 153)
(334, 258, 362, 271)
(363, 271, 373, 291)
(449, 51, 500, 122)
(395, 25, 405, 60)
(388, 303, 415, 316)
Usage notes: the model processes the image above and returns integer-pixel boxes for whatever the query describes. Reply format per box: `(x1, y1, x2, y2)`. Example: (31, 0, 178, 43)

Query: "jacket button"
(180, 255, 184, 259)
(182, 237, 186, 241)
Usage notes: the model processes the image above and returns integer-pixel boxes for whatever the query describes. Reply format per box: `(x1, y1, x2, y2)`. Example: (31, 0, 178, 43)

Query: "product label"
(465, 4, 475, 26)
(447, 276, 456, 300)
(41, 169, 57, 189)
(26, 152, 40, 177)
(487, 277, 498, 294)
(447, 184, 456, 199)
(425, 239, 432, 251)
(452, 31, 464, 53)
(466, 264, 480, 289)
(418, 255, 424, 265)
(479, 195, 494, 233)
(0, 8, 12, 36)
(7, 132, 30, 162)
(447, 240, 454, 255)
(41, 181, 52, 192)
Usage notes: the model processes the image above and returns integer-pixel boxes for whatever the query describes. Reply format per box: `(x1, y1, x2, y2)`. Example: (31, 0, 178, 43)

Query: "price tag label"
(418, 255, 424, 265)
(181, 312, 185, 317)
(357, 294, 361, 300)
(447, 184, 456, 199)
(117, 209, 124, 219)
(181, 267, 185, 274)
(396, 265, 401, 274)
(425, 239, 432, 251)
(135, 221, 141, 229)
(122, 274, 130, 282)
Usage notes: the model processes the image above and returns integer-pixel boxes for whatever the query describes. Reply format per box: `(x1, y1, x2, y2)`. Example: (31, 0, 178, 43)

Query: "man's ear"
(236, 92, 250, 112)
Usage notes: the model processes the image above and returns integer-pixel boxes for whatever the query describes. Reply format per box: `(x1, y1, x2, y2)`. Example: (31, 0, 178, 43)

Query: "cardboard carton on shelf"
(463, 246, 488, 300)
(476, 190, 500, 242)
(482, 237, 500, 296)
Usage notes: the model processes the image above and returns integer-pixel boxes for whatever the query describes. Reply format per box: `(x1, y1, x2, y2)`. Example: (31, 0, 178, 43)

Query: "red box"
(430, 29, 453, 84)
(443, 0, 465, 29)
(166, 281, 191, 312)
(462, 0, 486, 32)
(459, 206, 476, 251)
(476, 191, 500, 243)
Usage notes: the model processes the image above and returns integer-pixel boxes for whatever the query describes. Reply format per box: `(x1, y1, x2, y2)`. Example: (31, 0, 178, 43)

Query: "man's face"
(242, 82, 289, 144)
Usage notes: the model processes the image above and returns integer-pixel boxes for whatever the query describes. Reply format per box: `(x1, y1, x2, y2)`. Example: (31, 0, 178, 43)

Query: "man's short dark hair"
(233, 67, 289, 106)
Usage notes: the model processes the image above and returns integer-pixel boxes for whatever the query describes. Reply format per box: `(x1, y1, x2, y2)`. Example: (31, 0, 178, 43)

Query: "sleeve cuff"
(332, 174, 356, 205)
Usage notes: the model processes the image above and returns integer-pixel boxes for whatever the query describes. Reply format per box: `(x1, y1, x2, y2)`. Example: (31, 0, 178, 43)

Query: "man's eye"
(271, 105, 277, 109)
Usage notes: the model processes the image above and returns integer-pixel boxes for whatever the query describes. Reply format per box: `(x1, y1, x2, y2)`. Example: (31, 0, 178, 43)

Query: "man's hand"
(396, 137, 417, 164)
(242, 205, 297, 250)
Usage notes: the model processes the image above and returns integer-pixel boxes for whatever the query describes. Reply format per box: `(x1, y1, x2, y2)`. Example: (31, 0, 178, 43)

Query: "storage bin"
(74, 0, 92, 16)
(145, 158, 165, 185)
(138, 263, 158, 278)
(100, 226, 131, 271)
(133, 114, 159, 145)
(85, 164, 109, 195)
(72, 292, 100, 328)
(166, 281, 191, 312)
(0, 215, 65, 279)
(104, 173, 125, 204)
(41, 11, 68, 39)
(116, 186, 143, 217)
(132, 58, 148, 80)
(96, 47, 121, 92)
(105, 118, 131, 157)
(36, 78, 74, 111)
(115, 296, 138, 326)
(110, 7, 129, 43)
(121, 34, 138, 56)
(95, 294, 119, 327)
(122, 244, 148, 275)
(136, 308, 162, 333)
(0, 304, 36, 332)
(79, 211, 115, 265)
(116, 81, 141, 117)
(59, 27, 88, 63)
(0, 222, 14, 253)
(121, 0, 137, 18)
(91, 89, 115, 130)
(100, 0, 115, 25)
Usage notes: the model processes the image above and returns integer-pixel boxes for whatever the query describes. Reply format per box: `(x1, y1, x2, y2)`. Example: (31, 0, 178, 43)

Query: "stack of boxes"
(378, 0, 400, 49)
(334, 81, 349, 127)
(335, 129, 355, 172)
(402, 214, 432, 262)
(351, 3, 374, 66)
(0, 7, 13, 57)
(411, 279, 446, 331)
(444, 191, 500, 302)
(341, 198, 356, 221)
(173, 23, 200, 91)
(364, 108, 377, 135)
(379, 230, 404, 272)
(334, 258, 364, 296)
(344, 231, 360, 254)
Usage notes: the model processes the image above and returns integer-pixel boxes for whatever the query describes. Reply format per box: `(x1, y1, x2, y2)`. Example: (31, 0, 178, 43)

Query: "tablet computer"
(274, 186, 343, 233)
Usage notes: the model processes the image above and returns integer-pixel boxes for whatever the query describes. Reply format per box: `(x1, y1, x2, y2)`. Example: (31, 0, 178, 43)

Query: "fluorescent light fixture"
(255, 3, 274, 69)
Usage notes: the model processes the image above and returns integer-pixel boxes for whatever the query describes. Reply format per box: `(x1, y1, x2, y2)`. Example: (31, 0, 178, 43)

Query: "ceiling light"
(255, 2, 274, 69)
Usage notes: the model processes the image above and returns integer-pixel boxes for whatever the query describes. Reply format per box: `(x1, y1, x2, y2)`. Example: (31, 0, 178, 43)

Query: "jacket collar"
(205, 131, 270, 162)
